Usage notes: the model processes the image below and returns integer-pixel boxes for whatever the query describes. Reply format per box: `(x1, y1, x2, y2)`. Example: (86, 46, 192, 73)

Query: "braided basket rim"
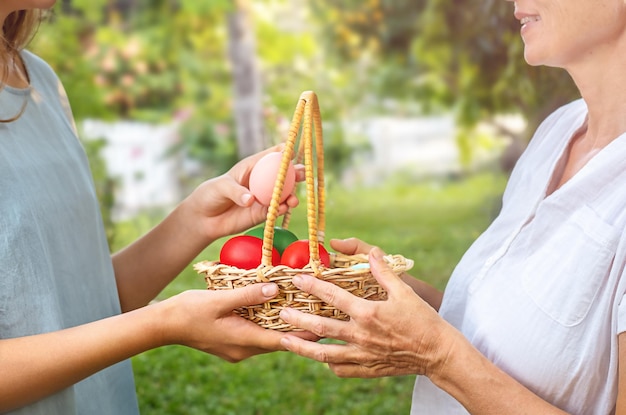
(194, 253, 414, 331)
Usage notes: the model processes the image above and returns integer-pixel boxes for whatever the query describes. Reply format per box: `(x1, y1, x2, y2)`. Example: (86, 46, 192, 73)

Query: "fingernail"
(280, 308, 292, 320)
(262, 284, 278, 297)
(292, 275, 303, 288)
(280, 337, 292, 348)
(371, 247, 384, 261)
(241, 193, 253, 205)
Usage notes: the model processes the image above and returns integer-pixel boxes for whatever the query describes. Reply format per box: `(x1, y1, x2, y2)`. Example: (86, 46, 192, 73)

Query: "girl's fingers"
(294, 163, 305, 182)
(219, 178, 254, 207)
(215, 283, 279, 312)
(229, 145, 284, 185)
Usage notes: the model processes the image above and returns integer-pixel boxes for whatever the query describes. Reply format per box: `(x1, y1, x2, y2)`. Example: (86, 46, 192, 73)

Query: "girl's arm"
(0, 283, 287, 412)
(112, 146, 301, 311)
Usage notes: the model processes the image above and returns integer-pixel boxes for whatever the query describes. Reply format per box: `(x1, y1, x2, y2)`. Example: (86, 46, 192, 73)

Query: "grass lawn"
(113, 172, 507, 415)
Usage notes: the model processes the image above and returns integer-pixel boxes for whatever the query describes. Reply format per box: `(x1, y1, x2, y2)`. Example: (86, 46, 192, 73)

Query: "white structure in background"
(81, 120, 183, 220)
(343, 114, 522, 186)
(342, 116, 460, 186)
(366, 115, 459, 177)
(80, 115, 519, 219)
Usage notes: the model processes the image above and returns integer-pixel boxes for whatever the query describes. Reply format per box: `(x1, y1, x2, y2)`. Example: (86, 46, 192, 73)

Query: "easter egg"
(249, 152, 296, 206)
(281, 239, 331, 269)
(351, 263, 370, 270)
(219, 235, 280, 269)
(245, 226, 299, 255)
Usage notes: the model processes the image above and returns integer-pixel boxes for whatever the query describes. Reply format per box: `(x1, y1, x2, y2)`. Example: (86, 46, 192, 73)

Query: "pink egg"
(249, 152, 296, 206)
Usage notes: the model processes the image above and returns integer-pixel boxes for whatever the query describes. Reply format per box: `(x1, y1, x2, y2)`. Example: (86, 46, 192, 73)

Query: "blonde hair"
(1, 9, 44, 122)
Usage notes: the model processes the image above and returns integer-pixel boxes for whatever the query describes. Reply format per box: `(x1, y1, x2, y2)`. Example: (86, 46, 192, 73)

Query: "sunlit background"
(28, 1, 581, 414)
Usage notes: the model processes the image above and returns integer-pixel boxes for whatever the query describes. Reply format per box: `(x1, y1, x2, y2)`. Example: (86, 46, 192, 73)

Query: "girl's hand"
(183, 145, 304, 244)
(159, 283, 318, 362)
(112, 146, 304, 311)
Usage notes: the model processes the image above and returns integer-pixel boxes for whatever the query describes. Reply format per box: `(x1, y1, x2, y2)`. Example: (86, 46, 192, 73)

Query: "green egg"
(245, 226, 298, 255)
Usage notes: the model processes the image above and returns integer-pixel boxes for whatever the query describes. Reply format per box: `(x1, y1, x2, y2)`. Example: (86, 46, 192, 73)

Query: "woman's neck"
(566, 40, 626, 146)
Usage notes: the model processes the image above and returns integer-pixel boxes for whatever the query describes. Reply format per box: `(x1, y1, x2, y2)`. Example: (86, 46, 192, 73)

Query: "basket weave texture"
(194, 91, 413, 331)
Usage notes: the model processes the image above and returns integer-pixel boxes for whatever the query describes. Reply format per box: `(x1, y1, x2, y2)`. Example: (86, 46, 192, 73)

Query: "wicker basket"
(194, 91, 413, 331)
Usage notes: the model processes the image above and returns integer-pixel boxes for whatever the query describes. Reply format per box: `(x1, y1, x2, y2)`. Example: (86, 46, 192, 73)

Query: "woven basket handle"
(261, 91, 326, 273)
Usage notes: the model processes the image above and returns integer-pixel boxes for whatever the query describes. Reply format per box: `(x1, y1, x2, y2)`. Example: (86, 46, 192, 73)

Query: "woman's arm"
(330, 238, 444, 310)
(400, 273, 443, 311)
(615, 333, 626, 414)
(0, 282, 289, 412)
(279, 247, 570, 414)
(424, 323, 570, 414)
(113, 146, 301, 311)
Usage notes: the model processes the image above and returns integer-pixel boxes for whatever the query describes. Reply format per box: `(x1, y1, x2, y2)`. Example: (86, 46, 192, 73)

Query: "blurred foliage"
(34, 1, 235, 123)
(28, 0, 582, 188)
(80, 136, 117, 247)
(118, 172, 507, 415)
(411, 0, 580, 136)
(308, 0, 581, 165)
(32, 1, 361, 180)
(308, 0, 426, 102)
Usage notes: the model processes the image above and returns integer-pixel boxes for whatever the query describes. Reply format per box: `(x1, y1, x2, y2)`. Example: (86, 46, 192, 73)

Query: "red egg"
(281, 240, 331, 269)
(249, 152, 296, 206)
(219, 235, 280, 269)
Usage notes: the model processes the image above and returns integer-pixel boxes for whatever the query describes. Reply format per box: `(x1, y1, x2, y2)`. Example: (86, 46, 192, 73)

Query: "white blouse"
(411, 99, 626, 415)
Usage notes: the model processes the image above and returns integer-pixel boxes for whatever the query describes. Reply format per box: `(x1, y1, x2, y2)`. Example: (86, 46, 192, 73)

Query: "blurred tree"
(307, 0, 426, 101)
(31, 1, 362, 182)
(308, 0, 425, 60)
(307, 0, 581, 170)
(80, 136, 117, 247)
(251, 0, 368, 181)
(227, 0, 268, 158)
(412, 0, 580, 168)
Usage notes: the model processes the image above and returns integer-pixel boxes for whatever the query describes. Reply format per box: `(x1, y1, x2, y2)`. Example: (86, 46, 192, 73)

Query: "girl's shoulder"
(20, 49, 63, 87)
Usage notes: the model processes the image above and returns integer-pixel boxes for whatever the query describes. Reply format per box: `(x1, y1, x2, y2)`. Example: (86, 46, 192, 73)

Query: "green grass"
(115, 172, 507, 414)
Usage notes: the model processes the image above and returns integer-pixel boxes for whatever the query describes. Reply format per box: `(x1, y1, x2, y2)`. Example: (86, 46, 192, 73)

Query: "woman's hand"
(278, 247, 458, 378)
(159, 284, 318, 362)
(331, 238, 444, 310)
(278, 248, 570, 413)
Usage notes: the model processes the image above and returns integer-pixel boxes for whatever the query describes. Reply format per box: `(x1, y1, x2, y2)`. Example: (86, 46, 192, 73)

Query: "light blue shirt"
(0, 50, 139, 414)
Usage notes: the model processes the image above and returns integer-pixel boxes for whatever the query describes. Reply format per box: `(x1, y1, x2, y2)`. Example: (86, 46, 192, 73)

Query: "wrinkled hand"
(160, 283, 317, 362)
(278, 247, 457, 378)
(185, 145, 304, 243)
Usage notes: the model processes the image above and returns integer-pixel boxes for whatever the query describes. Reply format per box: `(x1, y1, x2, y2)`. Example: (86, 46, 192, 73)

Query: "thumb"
(214, 175, 255, 208)
(219, 283, 279, 311)
(224, 178, 255, 207)
(368, 247, 406, 297)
